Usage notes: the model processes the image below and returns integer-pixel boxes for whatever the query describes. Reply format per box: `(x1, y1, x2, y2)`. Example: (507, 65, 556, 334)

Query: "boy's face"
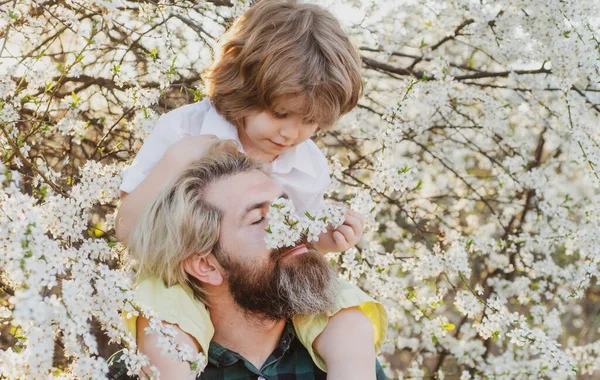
(241, 99, 319, 160)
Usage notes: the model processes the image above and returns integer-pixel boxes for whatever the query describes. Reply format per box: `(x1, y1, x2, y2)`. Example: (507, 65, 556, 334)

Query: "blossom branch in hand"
(264, 198, 345, 250)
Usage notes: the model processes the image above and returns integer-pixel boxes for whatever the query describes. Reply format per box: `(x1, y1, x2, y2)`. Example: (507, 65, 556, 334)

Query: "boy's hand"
(315, 209, 366, 253)
(165, 134, 220, 166)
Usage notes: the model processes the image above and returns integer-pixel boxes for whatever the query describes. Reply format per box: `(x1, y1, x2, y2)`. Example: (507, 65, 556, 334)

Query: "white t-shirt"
(120, 99, 331, 213)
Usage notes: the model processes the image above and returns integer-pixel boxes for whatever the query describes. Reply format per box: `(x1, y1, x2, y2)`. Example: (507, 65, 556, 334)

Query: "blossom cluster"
(264, 198, 345, 249)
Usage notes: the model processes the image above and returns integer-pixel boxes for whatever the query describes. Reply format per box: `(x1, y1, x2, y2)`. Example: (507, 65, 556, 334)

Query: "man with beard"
(109, 142, 386, 379)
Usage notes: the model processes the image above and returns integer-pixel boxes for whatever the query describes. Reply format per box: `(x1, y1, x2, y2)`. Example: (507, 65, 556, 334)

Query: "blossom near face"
(238, 99, 319, 161)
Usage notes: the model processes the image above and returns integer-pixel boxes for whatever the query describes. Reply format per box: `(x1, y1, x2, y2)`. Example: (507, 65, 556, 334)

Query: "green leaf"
(414, 179, 423, 190)
(491, 330, 500, 341)
(148, 48, 158, 61)
(305, 211, 315, 221)
(10, 325, 22, 338)
(33, 185, 48, 200)
(398, 164, 410, 175)
(111, 64, 121, 75)
(468, 56, 475, 68)
(71, 91, 82, 108)
(167, 56, 178, 75)
(189, 88, 204, 102)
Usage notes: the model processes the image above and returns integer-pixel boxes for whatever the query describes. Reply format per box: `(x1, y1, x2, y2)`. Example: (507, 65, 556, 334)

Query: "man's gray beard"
(217, 244, 339, 321)
(275, 250, 339, 317)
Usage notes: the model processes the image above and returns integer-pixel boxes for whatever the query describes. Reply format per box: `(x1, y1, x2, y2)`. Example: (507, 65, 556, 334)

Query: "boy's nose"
(279, 122, 298, 140)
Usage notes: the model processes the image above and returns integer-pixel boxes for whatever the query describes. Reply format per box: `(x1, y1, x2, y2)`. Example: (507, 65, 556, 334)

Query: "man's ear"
(183, 253, 223, 286)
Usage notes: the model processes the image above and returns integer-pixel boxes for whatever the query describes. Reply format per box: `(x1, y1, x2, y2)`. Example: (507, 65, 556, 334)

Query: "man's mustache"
(270, 234, 314, 261)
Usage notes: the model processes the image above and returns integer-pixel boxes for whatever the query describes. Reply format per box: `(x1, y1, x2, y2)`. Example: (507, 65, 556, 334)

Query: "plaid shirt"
(108, 322, 387, 380)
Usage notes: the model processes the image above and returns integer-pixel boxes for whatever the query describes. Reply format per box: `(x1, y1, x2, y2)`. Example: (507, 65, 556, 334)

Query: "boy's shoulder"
(155, 99, 213, 135)
(161, 99, 211, 121)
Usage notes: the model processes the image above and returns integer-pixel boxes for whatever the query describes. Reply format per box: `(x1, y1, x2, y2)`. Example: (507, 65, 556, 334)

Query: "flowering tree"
(1, 0, 599, 379)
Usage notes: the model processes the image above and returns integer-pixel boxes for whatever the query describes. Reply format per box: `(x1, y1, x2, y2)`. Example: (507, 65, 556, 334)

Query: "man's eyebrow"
(242, 193, 288, 218)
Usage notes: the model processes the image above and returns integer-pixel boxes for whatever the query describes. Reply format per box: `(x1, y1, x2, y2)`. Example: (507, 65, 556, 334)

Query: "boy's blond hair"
(128, 141, 262, 302)
(204, 0, 363, 129)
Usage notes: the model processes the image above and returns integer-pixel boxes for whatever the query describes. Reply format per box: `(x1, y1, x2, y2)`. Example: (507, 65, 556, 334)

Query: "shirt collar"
(207, 342, 240, 368)
(272, 141, 318, 178)
(207, 321, 296, 368)
(201, 104, 245, 153)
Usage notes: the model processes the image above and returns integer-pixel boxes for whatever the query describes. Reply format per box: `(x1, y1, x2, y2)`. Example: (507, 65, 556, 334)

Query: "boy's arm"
(115, 135, 218, 244)
(311, 211, 377, 378)
(313, 307, 377, 380)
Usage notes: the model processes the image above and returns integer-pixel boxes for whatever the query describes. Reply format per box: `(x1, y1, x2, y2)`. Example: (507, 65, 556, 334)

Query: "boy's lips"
(269, 140, 289, 148)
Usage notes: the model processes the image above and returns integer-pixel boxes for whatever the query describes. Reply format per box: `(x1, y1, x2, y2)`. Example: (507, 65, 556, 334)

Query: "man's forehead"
(204, 170, 281, 215)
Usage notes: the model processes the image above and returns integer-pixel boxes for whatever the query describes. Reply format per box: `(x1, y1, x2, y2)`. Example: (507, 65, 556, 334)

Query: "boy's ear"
(183, 253, 223, 286)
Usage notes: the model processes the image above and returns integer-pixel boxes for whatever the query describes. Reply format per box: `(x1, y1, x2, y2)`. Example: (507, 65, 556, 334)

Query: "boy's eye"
(252, 216, 265, 225)
(272, 111, 288, 119)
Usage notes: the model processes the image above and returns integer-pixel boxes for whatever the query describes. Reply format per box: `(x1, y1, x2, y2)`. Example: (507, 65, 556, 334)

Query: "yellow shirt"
(125, 277, 387, 372)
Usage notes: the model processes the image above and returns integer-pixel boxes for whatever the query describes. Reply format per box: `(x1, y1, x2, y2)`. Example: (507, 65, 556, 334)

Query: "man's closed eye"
(252, 216, 265, 225)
